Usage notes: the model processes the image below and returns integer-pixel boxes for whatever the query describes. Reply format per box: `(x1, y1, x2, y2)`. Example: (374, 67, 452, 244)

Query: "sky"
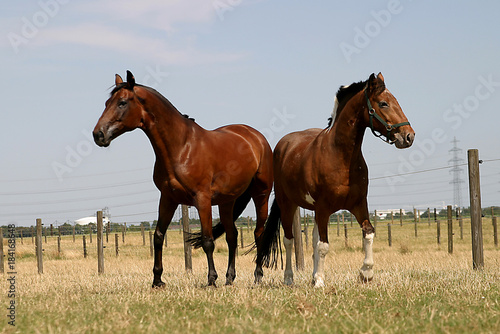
(1, 0, 500, 227)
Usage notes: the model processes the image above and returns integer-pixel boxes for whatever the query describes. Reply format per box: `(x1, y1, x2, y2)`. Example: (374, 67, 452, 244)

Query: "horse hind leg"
(311, 213, 329, 288)
(219, 202, 238, 285)
(250, 189, 271, 284)
(280, 203, 297, 286)
(283, 236, 294, 285)
(197, 195, 218, 287)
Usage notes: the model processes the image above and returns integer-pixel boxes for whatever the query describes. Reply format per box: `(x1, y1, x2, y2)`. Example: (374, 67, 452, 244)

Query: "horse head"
(365, 73, 415, 148)
(93, 71, 147, 147)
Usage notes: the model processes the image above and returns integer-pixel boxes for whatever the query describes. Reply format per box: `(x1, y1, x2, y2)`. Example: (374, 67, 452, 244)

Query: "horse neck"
(326, 92, 367, 162)
(140, 90, 200, 164)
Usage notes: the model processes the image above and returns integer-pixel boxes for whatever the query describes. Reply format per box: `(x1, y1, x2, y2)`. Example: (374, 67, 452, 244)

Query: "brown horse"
(93, 71, 273, 287)
(256, 73, 415, 286)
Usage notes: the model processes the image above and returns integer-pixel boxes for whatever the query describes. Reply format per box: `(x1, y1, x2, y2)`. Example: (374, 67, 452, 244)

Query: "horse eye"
(379, 101, 389, 108)
(118, 100, 127, 108)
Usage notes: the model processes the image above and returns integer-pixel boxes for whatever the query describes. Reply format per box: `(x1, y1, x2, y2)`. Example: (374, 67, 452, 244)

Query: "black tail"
(186, 185, 253, 249)
(255, 199, 282, 269)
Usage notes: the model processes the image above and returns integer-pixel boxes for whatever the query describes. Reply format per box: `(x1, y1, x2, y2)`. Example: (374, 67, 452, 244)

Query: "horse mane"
(110, 83, 195, 122)
(327, 79, 367, 128)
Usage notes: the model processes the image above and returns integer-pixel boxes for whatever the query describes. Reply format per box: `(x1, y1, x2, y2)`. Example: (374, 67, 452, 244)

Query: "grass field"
(1, 219, 499, 333)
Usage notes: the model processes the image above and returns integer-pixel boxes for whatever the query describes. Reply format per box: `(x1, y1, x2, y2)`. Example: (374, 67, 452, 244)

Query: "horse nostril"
(93, 130, 104, 144)
(406, 133, 414, 144)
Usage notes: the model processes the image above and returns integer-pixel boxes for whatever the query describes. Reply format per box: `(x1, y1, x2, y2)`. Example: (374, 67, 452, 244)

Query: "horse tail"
(255, 199, 282, 269)
(186, 184, 253, 249)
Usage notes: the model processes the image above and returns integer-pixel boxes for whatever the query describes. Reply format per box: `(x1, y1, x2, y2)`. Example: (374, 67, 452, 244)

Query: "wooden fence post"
(115, 234, 119, 257)
(336, 214, 340, 236)
(97, 211, 104, 274)
(493, 217, 498, 248)
(106, 222, 109, 243)
(414, 208, 418, 238)
(293, 208, 304, 270)
(447, 205, 453, 254)
(459, 214, 464, 240)
(89, 224, 92, 244)
(0, 228, 4, 274)
(304, 215, 309, 248)
(240, 227, 244, 249)
(468, 149, 484, 270)
(141, 225, 145, 246)
(344, 222, 348, 248)
(72, 225, 75, 243)
(122, 225, 125, 244)
(83, 235, 87, 258)
(388, 223, 392, 247)
(427, 207, 431, 226)
(399, 209, 403, 226)
(437, 220, 441, 245)
(36, 219, 43, 274)
(149, 231, 154, 257)
(57, 236, 61, 256)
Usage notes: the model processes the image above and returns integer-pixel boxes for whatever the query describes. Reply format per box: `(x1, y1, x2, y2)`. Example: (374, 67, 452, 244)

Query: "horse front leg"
(152, 198, 178, 288)
(351, 202, 375, 282)
(197, 196, 218, 287)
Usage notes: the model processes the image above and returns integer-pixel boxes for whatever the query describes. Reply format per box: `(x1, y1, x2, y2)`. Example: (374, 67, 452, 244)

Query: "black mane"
(109, 83, 195, 122)
(110, 82, 136, 96)
(327, 79, 367, 127)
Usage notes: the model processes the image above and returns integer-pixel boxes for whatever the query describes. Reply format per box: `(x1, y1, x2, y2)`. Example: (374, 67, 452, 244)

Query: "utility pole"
(449, 137, 465, 210)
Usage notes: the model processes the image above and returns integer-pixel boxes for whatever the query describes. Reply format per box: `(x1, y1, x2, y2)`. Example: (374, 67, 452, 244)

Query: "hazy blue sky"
(1, 0, 499, 227)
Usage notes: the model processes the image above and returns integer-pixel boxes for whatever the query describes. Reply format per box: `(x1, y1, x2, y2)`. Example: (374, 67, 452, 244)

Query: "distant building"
(374, 209, 406, 220)
(74, 216, 110, 225)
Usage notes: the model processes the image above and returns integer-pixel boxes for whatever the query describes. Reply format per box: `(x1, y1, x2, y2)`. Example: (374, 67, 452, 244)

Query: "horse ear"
(126, 70, 136, 86)
(368, 72, 385, 95)
(115, 74, 123, 86)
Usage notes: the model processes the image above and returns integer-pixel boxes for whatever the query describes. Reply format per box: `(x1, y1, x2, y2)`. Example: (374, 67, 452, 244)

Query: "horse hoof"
(312, 277, 325, 288)
(359, 270, 374, 283)
(225, 279, 234, 286)
(152, 281, 166, 289)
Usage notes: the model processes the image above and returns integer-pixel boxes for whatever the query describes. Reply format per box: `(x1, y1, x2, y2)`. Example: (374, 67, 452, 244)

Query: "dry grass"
(1, 220, 499, 333)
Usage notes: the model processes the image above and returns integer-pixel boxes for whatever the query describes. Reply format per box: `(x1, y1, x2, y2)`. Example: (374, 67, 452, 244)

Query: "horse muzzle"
(393, 130, 415, 149)
(93, 129, 110, 147)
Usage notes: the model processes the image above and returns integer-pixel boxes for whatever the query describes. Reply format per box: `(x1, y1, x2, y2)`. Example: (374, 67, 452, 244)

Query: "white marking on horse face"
(305, 193, 315, 205)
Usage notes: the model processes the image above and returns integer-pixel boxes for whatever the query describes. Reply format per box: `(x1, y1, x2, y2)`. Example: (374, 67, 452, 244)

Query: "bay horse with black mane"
(256, 73, 415, 286)
(93, 71, 273, 287)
